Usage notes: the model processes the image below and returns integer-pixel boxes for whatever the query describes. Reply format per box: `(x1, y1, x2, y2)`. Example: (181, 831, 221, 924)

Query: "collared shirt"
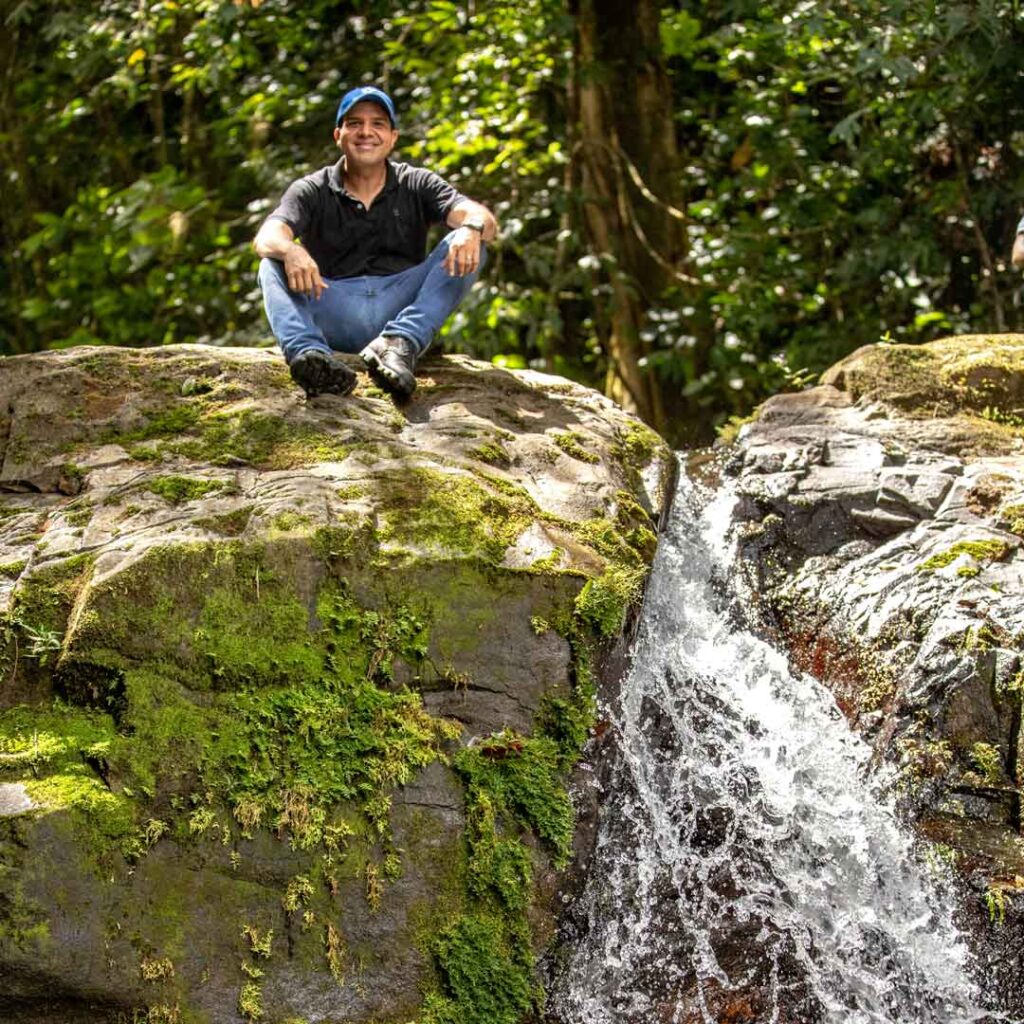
(264, 159, 466, 279)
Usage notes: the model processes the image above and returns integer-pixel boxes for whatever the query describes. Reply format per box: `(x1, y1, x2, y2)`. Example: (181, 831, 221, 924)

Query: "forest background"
(2, 0, 1022, 444)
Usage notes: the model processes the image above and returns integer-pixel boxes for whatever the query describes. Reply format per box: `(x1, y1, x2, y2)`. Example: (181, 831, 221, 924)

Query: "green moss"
(467, 442, 512, 468)
(918, 539, 1010, 572)
(146, 476, 228, 505)
(79, 572, 460, 851)
(409, 675, 595, 1021)
(64, 505, 94, 528)
(969, 742, 1003, 785)
(0, 847, 51, 951)
(112, 671, 225, 798)
(178, 409, 351, 468)
(535, 684, 597, 769)
(455, 735, 574, 865)
(3, 554, 95, 680)
(23, 773, 135, 849)
(108, 403, 204, 445)
(73, 543, 318, 688)
(238, 980, 263, 1021)
(181, 376, 217, 397)
(574, 564, 645, 637)
(0, 704, 136, 856)
(270, 511, 313, 533)
(0, 505, 35, 521)
(618, 420, 663, 462)
(195, 582, 322, 689)
(0, 559, 26, 578)
(552, 431, 598, 464)
(832, 338, 1024, 442)
(376, 469, 537, 563)
(313, 522, 372, 563)
(107, 404, 351, 470)
(425, 914, 534, 1024)
(998, 503, 1024, 537)
(61, 462, 85, 490)
(220, 671, 456, 847)
(0, 703, 114, 774)
(526, 549, 564, 574)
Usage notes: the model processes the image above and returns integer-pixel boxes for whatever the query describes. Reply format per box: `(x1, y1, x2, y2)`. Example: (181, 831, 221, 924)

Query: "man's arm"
(447, 199, 499, 243)
(443, 199, 499, 277)
(253, 219, 328, 300)
(1013, 229, 1024, 269)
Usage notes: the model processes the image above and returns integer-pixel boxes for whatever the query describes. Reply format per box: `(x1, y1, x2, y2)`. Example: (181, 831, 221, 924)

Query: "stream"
(549, 471, 992, 1024)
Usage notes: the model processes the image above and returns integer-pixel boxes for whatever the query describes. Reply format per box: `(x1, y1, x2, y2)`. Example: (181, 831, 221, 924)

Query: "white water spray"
(550, 473, 987, 1024)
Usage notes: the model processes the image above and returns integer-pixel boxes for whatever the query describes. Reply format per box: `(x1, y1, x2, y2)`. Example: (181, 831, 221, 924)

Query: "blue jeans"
(257, 231, 486, 365)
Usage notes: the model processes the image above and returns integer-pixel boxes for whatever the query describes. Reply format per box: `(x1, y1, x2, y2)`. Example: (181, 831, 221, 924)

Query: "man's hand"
(284, 243, 328, 299)
(445, 227, 482, 277)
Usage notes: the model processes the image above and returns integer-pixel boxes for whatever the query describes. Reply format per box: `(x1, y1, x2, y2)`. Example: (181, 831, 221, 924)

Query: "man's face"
(334, 101, 398, 172)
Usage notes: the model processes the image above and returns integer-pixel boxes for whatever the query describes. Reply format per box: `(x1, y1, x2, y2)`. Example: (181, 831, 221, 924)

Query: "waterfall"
(549, 471, 990, 1024)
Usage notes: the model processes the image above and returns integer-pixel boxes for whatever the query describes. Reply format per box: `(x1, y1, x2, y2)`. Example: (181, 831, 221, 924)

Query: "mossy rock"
(0, 345, 674, 1023)
(822, 334, 1024, 420)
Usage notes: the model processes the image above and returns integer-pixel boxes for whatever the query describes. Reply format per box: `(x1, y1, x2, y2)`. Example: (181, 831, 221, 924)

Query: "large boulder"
(722, 334, 1024, 1007)
(0, 345, 673, 1024)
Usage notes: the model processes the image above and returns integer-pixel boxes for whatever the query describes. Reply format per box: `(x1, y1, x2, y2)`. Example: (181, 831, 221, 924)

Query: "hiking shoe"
(289, 350, 356, 398)
(360, 335, 419, 400)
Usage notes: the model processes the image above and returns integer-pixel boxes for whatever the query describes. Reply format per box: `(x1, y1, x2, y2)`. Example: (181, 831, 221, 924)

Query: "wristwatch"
(463, 215, 486, 234)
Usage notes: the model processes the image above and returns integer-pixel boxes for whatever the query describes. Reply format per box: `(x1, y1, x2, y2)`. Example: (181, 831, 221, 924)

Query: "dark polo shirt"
(265, 159, 466, 279)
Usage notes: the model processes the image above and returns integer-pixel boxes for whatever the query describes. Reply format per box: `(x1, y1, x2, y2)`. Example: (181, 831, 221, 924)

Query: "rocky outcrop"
(0, 345, 673, 1024)
(723, 335, 1024, 1007)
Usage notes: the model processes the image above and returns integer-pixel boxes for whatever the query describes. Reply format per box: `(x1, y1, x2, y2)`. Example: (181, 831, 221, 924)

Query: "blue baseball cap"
(336, 86, 397, 128)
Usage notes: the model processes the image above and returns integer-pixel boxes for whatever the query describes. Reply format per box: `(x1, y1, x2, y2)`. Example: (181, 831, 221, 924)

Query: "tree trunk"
(571, 0, 683, 429)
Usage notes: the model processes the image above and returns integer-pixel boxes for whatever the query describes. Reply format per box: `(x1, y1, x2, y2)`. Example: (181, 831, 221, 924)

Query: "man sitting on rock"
(253, 86, 498, 400)
(1013, 214, 1024, 269)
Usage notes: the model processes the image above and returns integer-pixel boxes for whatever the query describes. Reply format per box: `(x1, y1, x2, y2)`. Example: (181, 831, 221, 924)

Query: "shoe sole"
(361, 345, 416, 400)
(291, 353, 356, 398)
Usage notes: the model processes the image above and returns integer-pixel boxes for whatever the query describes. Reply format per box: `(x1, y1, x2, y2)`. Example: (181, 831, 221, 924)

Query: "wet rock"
(725, 334, 1024, 1015)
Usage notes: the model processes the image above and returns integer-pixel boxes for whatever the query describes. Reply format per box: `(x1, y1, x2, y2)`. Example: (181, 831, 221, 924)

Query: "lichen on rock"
(0, 344, 673, 1023)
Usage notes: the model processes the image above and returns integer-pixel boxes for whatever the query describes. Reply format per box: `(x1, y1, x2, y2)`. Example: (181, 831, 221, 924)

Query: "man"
(1014, 215, 1024, 269)
(253, 85, 498, 400)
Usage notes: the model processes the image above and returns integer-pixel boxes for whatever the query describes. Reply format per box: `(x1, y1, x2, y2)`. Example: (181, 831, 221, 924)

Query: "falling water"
(549, 471, 991, 1024)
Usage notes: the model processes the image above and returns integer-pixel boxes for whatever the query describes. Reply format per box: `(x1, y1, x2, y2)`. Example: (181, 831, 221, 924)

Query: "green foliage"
(4, 0, 1024, 441)
(649, 0, 1024, 431)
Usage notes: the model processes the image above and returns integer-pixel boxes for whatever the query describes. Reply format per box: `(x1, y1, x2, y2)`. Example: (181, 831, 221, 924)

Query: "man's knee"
(257, 257, 287, 291)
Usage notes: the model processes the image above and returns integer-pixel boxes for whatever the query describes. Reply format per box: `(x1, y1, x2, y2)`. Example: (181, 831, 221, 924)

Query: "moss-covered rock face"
(0, 345, 672, 1024)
